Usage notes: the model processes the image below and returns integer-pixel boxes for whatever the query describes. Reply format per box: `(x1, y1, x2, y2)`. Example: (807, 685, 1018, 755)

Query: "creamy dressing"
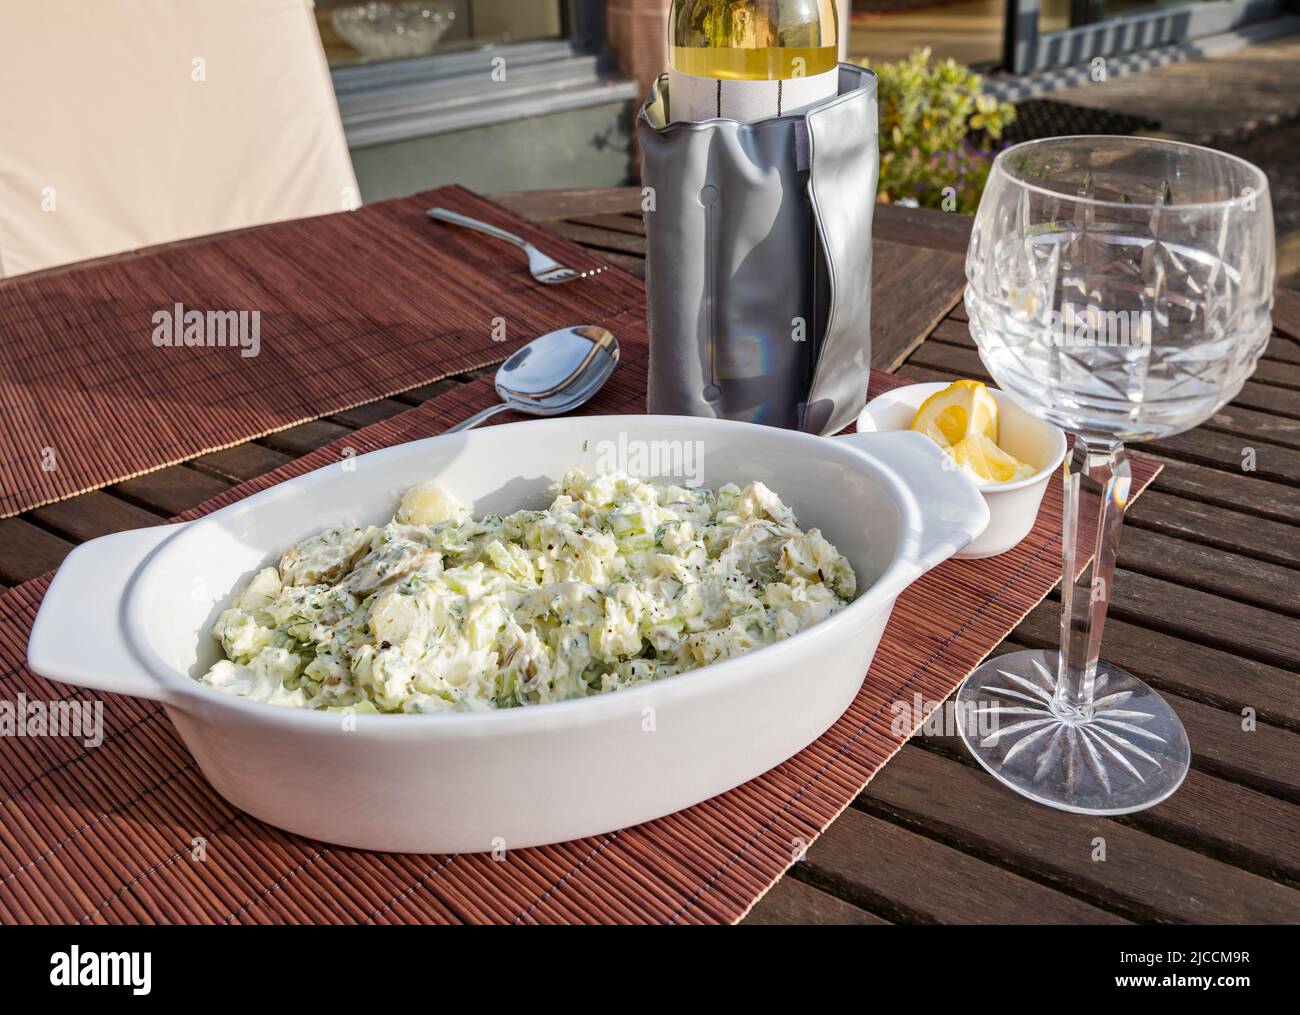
(197, 470, 856, 713)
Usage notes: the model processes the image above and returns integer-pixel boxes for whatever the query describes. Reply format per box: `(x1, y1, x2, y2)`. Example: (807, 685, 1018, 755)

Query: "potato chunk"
(396, 482, 470, 526)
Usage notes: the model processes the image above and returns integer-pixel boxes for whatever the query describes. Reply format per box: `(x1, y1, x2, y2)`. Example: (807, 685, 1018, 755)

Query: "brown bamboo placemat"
(0, 346, 1160, 924)
(0, 184, 640, 519)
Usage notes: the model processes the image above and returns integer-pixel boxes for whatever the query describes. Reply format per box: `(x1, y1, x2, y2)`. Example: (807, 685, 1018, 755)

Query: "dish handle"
(28, 523, 186, 702)
(833, 430, 990, 593)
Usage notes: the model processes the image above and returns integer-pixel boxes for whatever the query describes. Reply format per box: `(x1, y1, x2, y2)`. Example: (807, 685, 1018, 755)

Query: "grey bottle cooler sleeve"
(637, 64, 879, 436)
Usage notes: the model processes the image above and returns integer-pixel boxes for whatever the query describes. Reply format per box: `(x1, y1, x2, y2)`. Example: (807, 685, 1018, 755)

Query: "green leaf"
(871, 48, 1015, 214)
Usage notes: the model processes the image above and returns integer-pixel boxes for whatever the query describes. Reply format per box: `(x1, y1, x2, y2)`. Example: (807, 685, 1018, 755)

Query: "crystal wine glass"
(958, 136, 1275, 814)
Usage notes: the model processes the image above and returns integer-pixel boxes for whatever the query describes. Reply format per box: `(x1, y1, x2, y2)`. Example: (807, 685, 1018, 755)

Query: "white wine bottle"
(669, 0, 839, 124)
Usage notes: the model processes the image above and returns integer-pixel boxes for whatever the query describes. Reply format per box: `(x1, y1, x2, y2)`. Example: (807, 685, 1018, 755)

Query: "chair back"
(0, 0, 358, 277)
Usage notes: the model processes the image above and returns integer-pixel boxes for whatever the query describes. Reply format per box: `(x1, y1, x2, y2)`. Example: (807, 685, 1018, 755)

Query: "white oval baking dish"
(28, 415, 987, 853)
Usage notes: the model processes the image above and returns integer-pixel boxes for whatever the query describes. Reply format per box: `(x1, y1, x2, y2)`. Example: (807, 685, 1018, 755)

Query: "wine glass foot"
(955, 649, 1190, 815)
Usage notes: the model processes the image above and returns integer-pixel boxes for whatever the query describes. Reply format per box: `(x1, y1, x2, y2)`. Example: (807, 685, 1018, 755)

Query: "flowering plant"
(864, 48, 1016, 213)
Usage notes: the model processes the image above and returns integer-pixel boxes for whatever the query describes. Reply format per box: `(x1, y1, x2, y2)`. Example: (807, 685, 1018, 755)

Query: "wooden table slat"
(0, 518, 75, 586)
(493, 187, 644, 223)
(1262, 337, 1300, 366)
(1141, 464, 1300, 535)
(797, 807, 1128, 924)
(258, 419, 355, 458)
(545, 220, 649, 258)
(868, 241, 965, 370)
(1227, 380, 1300, 421)
(1117, 523, 1300, 615)
(27, 491, 166, 544)
(191, 444, 295, 485)
(742, 876, 891, 926)
(566, 212, 647, 238)
(1273, 287, 1300, 343)
(1251, 357, 1300, 390)
(1014, 602, 1300, 729)
(914, 728, 1300, 884)
(1203, 402, 1300, 451)
(1126, 489, 1300, 569)
(1102, 567, 1299, 670)
(1139, 428, 1300, 486)
(1133, 691, 1300, 803)
(393, 378, 466, 406)
(860, 745, 1300, 924)
(327, 399, 413, 430)
(871, 202, 974, 255)
(110, 465, 233, 517)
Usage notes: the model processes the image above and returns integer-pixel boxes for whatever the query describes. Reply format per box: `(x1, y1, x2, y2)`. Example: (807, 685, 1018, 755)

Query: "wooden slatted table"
(3, 189, 1297, 924)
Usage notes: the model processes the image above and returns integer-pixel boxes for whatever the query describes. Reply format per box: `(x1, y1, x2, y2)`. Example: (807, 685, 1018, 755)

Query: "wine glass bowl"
(957, 137, 1275, 815)
(966, 136, 1275, 444)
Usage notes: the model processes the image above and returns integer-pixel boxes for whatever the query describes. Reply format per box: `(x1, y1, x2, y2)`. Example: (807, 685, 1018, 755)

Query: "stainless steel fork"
(427, 207, 603, 286)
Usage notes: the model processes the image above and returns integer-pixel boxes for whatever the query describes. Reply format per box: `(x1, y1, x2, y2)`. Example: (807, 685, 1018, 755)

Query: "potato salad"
(198, 470, 856, 713)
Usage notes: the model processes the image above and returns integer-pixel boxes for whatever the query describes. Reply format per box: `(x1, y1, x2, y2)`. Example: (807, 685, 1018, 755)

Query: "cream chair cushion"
(0, 0, 358, 277)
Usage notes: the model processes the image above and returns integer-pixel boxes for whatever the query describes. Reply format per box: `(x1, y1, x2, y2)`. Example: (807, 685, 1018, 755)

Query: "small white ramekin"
(857, 382, 1067, 559)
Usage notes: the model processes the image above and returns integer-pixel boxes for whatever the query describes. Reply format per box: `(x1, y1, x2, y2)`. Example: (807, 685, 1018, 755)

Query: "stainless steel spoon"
(444, 326, 619, 433)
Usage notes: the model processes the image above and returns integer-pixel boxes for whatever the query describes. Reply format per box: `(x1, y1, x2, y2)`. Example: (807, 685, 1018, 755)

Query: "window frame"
(329, 0, 633, 149)
(1002, 0, 1286, 73)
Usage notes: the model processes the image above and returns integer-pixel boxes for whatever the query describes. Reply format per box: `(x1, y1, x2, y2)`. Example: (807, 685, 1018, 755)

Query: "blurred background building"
(314, 0, 1296, 282)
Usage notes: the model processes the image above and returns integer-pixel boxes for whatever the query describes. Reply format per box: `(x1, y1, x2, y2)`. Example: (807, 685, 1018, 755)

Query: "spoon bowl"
(445, 326, 619, 433)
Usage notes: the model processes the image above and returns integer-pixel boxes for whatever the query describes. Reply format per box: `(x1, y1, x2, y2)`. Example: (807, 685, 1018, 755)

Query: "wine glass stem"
(1055, 438, 1131, 717)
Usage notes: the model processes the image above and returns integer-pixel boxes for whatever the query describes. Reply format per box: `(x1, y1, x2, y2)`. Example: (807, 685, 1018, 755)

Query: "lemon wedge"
(910, 379, 999, 449)
(909, 380, 1037, 486)
(948, 434, 1037, 485)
